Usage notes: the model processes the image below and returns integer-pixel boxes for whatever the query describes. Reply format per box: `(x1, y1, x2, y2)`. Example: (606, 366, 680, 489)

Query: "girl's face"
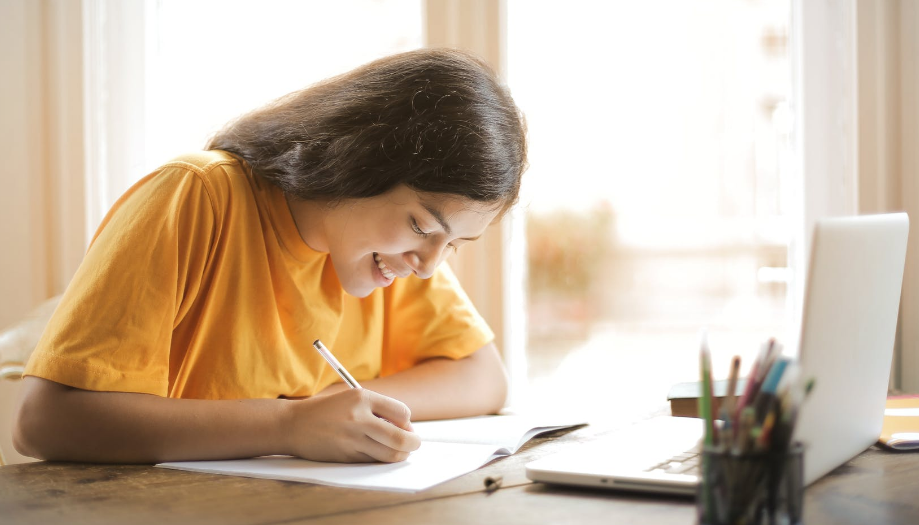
(288, 185, 501, 298)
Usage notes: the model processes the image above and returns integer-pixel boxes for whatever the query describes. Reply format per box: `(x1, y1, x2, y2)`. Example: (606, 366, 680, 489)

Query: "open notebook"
(158, 415, 584, 492)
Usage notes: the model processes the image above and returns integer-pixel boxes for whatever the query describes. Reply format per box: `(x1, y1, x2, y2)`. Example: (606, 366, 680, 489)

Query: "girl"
(14, 48, 527, 464)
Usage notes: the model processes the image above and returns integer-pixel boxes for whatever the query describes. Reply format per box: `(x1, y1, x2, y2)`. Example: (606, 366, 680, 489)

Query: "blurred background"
(510, 1, 790, 419)
(2, 1, 917, 440)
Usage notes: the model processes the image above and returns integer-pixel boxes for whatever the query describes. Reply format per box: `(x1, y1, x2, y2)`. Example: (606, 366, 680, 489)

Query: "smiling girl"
(14, 49, 527, 464)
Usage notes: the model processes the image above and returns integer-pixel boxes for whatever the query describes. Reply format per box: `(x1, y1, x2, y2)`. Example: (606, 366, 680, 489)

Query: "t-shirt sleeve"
(24, 166, 217, 396)
(380, 263, 495, 376)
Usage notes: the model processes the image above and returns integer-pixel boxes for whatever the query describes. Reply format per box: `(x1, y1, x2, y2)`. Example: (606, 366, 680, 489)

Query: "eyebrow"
(421, 203, 482, 242)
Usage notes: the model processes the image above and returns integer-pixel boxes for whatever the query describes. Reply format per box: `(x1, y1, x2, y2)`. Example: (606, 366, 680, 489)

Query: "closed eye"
(413, 217, 459, 253)
(411, 218, 430, 238)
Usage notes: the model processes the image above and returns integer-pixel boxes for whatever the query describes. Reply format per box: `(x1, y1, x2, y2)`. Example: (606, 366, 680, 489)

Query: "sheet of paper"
(412, 415, 585, 453)
(885, 408, 919, 417)
(157, 415, 586, 492)
(158, 441, 500, 493)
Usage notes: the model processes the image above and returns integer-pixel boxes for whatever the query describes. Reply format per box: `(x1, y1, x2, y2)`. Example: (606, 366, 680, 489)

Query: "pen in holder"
(695, 334, 812, 525)
(697, 442, 804, 525)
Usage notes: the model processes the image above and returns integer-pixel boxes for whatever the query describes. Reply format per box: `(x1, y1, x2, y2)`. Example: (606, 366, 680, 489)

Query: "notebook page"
(158, 441, 500, 493)
(157, 415, 585, 492)
(412, 415, 585, 454)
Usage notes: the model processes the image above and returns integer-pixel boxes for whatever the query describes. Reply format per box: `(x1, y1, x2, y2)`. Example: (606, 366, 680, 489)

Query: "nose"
(403, 247, 443, 279)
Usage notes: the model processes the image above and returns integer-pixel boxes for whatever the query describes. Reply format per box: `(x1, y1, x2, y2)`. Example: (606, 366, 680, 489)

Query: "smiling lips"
(373, 252, 396, 280)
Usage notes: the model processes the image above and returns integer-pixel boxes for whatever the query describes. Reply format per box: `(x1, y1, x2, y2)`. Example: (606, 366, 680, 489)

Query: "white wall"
(0, 0, 86, 329)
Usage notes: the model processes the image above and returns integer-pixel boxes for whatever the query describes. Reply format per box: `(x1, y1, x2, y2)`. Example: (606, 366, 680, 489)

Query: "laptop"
(525, 213, 910, 494)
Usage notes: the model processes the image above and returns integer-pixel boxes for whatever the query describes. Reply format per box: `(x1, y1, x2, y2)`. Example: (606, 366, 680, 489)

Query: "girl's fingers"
(357, 434, 416, 463)
(365, 390, 414, 431)
(363, 415, 422, 454)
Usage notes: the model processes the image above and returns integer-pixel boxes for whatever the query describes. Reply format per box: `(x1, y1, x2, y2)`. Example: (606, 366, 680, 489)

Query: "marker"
(312, 339, 362, 389)
(754, 357, 790, 422)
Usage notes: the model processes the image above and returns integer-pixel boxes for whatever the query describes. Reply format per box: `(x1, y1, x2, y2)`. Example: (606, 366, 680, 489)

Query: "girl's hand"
(281, 388, 420, 463)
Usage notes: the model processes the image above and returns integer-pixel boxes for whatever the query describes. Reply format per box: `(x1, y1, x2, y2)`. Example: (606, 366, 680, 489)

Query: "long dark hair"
(206, 48, 527, 212)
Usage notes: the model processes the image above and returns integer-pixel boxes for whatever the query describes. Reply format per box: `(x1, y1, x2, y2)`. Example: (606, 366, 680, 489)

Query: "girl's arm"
(13, 376, 419, 464)
(317, 343, 509, 421)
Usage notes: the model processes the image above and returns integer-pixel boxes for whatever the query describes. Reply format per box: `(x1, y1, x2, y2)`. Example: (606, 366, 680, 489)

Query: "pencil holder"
(696, 442, 804, 525)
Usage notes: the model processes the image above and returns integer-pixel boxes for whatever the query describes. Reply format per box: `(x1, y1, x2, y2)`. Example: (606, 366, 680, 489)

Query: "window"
(86, 0, 423, 224)
(507, 0, 793, 420)
(144, 0, 422, 173)
(83, 0, 912, 406)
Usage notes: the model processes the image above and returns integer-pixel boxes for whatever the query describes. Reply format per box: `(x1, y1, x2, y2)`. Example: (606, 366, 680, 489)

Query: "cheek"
(362, 224, 415, 254)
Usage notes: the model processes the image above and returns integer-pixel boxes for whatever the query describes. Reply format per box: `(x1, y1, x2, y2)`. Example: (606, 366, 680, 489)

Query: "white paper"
(412, 415, 580, 453)
(890, 432, 919, 442)
(159, 441, 501, 492)
(885, 408, 919, 417)
(157, 415, 584, 492)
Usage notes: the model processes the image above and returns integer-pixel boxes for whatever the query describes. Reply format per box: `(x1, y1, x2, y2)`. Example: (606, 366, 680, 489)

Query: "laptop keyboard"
(644, 444, 701, 475)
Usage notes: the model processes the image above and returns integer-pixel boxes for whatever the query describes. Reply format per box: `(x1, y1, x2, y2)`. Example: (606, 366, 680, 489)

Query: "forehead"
(415, 191, 503, 228)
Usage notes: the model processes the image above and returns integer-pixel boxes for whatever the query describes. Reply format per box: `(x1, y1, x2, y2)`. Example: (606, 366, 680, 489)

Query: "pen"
(313, 339, 362, 389)
(756, 342, 781, 385)
(721, 355, 742, 434)
(699, 330, 717, 446)
(755, 411, 776, 451)
(777, 377, 815, 449)
(735, 406, 756, 453)
(734, 339, 772, 422)
(698, 329, 716, 522)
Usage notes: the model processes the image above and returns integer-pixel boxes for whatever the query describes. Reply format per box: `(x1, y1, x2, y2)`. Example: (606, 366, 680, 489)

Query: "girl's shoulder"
(160, 150, 243, 172)
(147, 150, 256, 210)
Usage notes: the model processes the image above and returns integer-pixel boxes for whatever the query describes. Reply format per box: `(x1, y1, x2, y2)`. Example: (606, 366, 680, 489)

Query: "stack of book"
(670, 379, 919, 451)
(878, 394, 919, 450)
(667, 378, 748, 418)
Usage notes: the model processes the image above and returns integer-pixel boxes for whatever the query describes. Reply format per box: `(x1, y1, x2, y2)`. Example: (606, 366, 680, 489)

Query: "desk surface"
(3, 423, 919, 525)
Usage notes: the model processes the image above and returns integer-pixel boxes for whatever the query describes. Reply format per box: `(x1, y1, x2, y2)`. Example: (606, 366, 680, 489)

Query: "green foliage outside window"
(526, 204, 615, 297)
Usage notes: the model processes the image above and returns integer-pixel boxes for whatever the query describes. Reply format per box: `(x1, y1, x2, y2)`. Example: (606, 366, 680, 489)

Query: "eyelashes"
(411, 218, 429, 238)
(411, 217, 458, 253)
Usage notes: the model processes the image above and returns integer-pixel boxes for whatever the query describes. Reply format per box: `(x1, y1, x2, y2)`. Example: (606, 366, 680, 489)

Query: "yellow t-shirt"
(25, 150, 494, 399)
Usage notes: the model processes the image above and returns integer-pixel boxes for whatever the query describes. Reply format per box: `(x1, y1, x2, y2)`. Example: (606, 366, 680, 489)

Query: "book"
(157, 415, 584, 492)
(667, 378, 748, 418)
(878, 395, 919, 451)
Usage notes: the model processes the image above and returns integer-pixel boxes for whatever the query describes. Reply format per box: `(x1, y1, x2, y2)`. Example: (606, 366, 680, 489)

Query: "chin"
(342, 281, 375, 299)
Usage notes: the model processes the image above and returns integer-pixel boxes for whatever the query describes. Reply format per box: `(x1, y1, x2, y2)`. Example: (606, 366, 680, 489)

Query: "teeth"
(374, 253, 395, 279)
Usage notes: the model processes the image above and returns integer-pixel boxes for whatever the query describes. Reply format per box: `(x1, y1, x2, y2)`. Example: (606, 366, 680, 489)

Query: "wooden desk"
(3, 424, 919, 525)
